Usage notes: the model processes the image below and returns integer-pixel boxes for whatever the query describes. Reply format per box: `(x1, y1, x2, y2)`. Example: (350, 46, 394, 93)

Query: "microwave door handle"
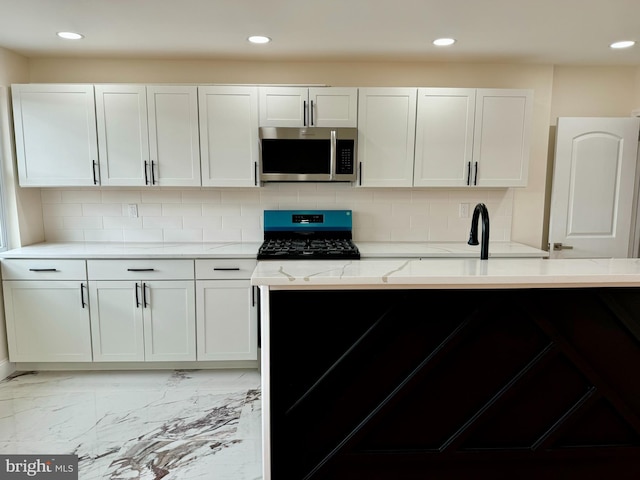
(330, 130, 337, 180)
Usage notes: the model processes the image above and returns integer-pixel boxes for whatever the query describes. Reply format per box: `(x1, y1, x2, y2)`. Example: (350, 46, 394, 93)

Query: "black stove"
(258, 210, 360, 260)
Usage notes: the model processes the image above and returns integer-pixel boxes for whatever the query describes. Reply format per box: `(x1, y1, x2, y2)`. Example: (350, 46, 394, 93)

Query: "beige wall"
(0, 47, 30, 370)
(0, 48, 44, 249)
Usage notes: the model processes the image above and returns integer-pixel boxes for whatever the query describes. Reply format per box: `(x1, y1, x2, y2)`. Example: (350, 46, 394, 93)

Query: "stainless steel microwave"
(259, 127, 357, 182)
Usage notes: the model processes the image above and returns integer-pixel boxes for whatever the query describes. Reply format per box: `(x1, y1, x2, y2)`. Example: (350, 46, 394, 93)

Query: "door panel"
(549, 117, 640, 258)
(143, 281, 196, 361)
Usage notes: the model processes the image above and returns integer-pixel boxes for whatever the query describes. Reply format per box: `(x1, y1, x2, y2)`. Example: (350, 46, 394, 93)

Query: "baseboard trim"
(14, 360, 259, 371)
(0, 358, 16, 380)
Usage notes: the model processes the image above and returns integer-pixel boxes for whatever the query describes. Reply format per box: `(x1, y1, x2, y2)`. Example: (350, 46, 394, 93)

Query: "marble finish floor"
(0, 369, 262, 479)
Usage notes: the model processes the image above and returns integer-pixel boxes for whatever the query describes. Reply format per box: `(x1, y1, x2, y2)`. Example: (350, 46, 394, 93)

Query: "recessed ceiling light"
(248, 35, 271, 44)
(610, 40, 635, 49)
(433, 38, 456, 47)
(57, 31, 84, 40)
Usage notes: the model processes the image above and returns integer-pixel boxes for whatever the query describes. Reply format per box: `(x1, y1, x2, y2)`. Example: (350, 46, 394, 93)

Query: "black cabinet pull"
(151, 160, 157, 185)
(135, 282, 141, 308)
(359, 162, 363, 186)
(474, 161, 478, 185)
(142, 282, 149, 308)
(144, 161, 150, 185)
(310, 100, 315, 126)
(466, 161, 471, 185)
(80, 283, 87, 308)
(29, 268, 58, 272)
(213, 267, 240, 271)
(303, 100, 307, 126)
(127, 268, 155, 272)
(92, 160, 99, 185)
(254, 161, 258, 186)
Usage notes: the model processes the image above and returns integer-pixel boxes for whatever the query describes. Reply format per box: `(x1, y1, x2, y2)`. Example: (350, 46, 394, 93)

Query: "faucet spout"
(468, 203, 490, 260)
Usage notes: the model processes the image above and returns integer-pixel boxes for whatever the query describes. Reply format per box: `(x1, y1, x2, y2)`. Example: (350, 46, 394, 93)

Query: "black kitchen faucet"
(468, 203, 490, 260)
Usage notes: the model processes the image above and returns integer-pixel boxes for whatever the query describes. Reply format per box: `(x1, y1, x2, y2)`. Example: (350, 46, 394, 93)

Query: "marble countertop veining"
(251, 257, 640, 289)
(356, 241, 548, 258)
(0, 241, 548, 259)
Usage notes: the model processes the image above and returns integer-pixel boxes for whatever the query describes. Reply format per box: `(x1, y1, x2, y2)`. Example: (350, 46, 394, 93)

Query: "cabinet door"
(414, 88, 476, 187)
(357, 88, 417, 187)
(143, 281, 196, 361)
(147, 86, 201, 186)
(95, 85, 150, 186)
(258, 87, 308, 127)
(11, 84, 99, 187)
(196, 280, 258, 361)
(89, 281, 145, 361)
(3, 280, 92, 362)
(199, 86, 259, 187)
(472, 89, 533, 187)
(309, 87, 358, 127)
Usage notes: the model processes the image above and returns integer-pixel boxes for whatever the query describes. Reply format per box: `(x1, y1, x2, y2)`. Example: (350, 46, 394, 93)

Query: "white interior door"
(549, 117, 640, 258)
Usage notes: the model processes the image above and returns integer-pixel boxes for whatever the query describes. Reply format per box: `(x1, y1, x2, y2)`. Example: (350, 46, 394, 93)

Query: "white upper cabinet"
(357, 88, 417, 187)
(147, 86, 201, 186)
(414, 88, 476, 187)
(414, 88, 533, 187)
(11, 84, 100, 187)
(95, 84, 150, 186)
(259, 86, 358, 127)
(198, 86, 259, 187)
(472, 89, 532, 187)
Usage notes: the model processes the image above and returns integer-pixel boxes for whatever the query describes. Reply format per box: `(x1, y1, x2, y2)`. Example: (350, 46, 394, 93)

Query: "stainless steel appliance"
(259, 127, 357, 182)
(257, 209, 360, 260)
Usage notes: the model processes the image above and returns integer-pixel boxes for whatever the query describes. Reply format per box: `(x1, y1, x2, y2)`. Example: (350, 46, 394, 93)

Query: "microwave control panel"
(336, 140, 355, 175)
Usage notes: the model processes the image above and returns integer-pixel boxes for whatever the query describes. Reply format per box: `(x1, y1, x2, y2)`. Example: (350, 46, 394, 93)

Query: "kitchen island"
(252, 258, 640, 480)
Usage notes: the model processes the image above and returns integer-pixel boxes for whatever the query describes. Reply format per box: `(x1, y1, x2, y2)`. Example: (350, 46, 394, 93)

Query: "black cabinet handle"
(151, 161, 157, 185)
(92, 160, 99, 185)
(303, 100, 307, 126)
(135, 282, 141, 308)
(254, 161, 258, 186)
(359, 162, 362, 186)
(29, 268, 58, 272)
(144, 161, 150, 185)
(310, 100, 315, 126)
(127, 268, 155, 272)
(474, 161, 478, 185)
(142, 282, 149, 308)
(466, 161, 471, 185)
(213, 267, 240, 271)
(80, 283, 87, 308)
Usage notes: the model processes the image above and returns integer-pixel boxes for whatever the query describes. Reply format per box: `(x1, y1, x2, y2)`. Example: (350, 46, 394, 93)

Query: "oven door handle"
(329, 129, 337, 180)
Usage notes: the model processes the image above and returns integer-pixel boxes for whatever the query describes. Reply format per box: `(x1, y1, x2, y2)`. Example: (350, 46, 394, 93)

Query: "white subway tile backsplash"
(163, 228, 203, 243)
(101, 190, 142, 204)
(123, 229, 163, 243)
(42, 203, 82, 217)
(161, 203, 203, 217)
(61, 190, 102, 204)
(62, 216, 103, 229)
(40, 187, 514, 243)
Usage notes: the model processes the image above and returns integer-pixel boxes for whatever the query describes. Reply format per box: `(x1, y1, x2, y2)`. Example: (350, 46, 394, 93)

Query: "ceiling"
(1, 0, 639, 66)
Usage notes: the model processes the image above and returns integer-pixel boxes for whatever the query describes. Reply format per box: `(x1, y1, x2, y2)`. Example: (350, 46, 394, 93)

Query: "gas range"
(257, 210, 360, 260)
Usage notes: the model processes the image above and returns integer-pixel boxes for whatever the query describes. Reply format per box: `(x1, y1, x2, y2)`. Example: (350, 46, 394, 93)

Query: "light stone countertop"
(0, 241, 263, 259)
(0, 241, 547, 259)
(251, 257, 640, 289)
(356, 241, 548, 258)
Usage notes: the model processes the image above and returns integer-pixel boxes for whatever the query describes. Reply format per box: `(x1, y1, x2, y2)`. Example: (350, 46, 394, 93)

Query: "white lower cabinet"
(1, 257, 257, 365)
(87, 260, 196, 362)
(1, 260, 92, 362)
(195, 260, 258, 361)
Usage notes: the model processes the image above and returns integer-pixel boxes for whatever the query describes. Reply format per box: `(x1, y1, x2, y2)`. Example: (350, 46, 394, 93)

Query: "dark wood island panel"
(267, 288, 640, 479)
